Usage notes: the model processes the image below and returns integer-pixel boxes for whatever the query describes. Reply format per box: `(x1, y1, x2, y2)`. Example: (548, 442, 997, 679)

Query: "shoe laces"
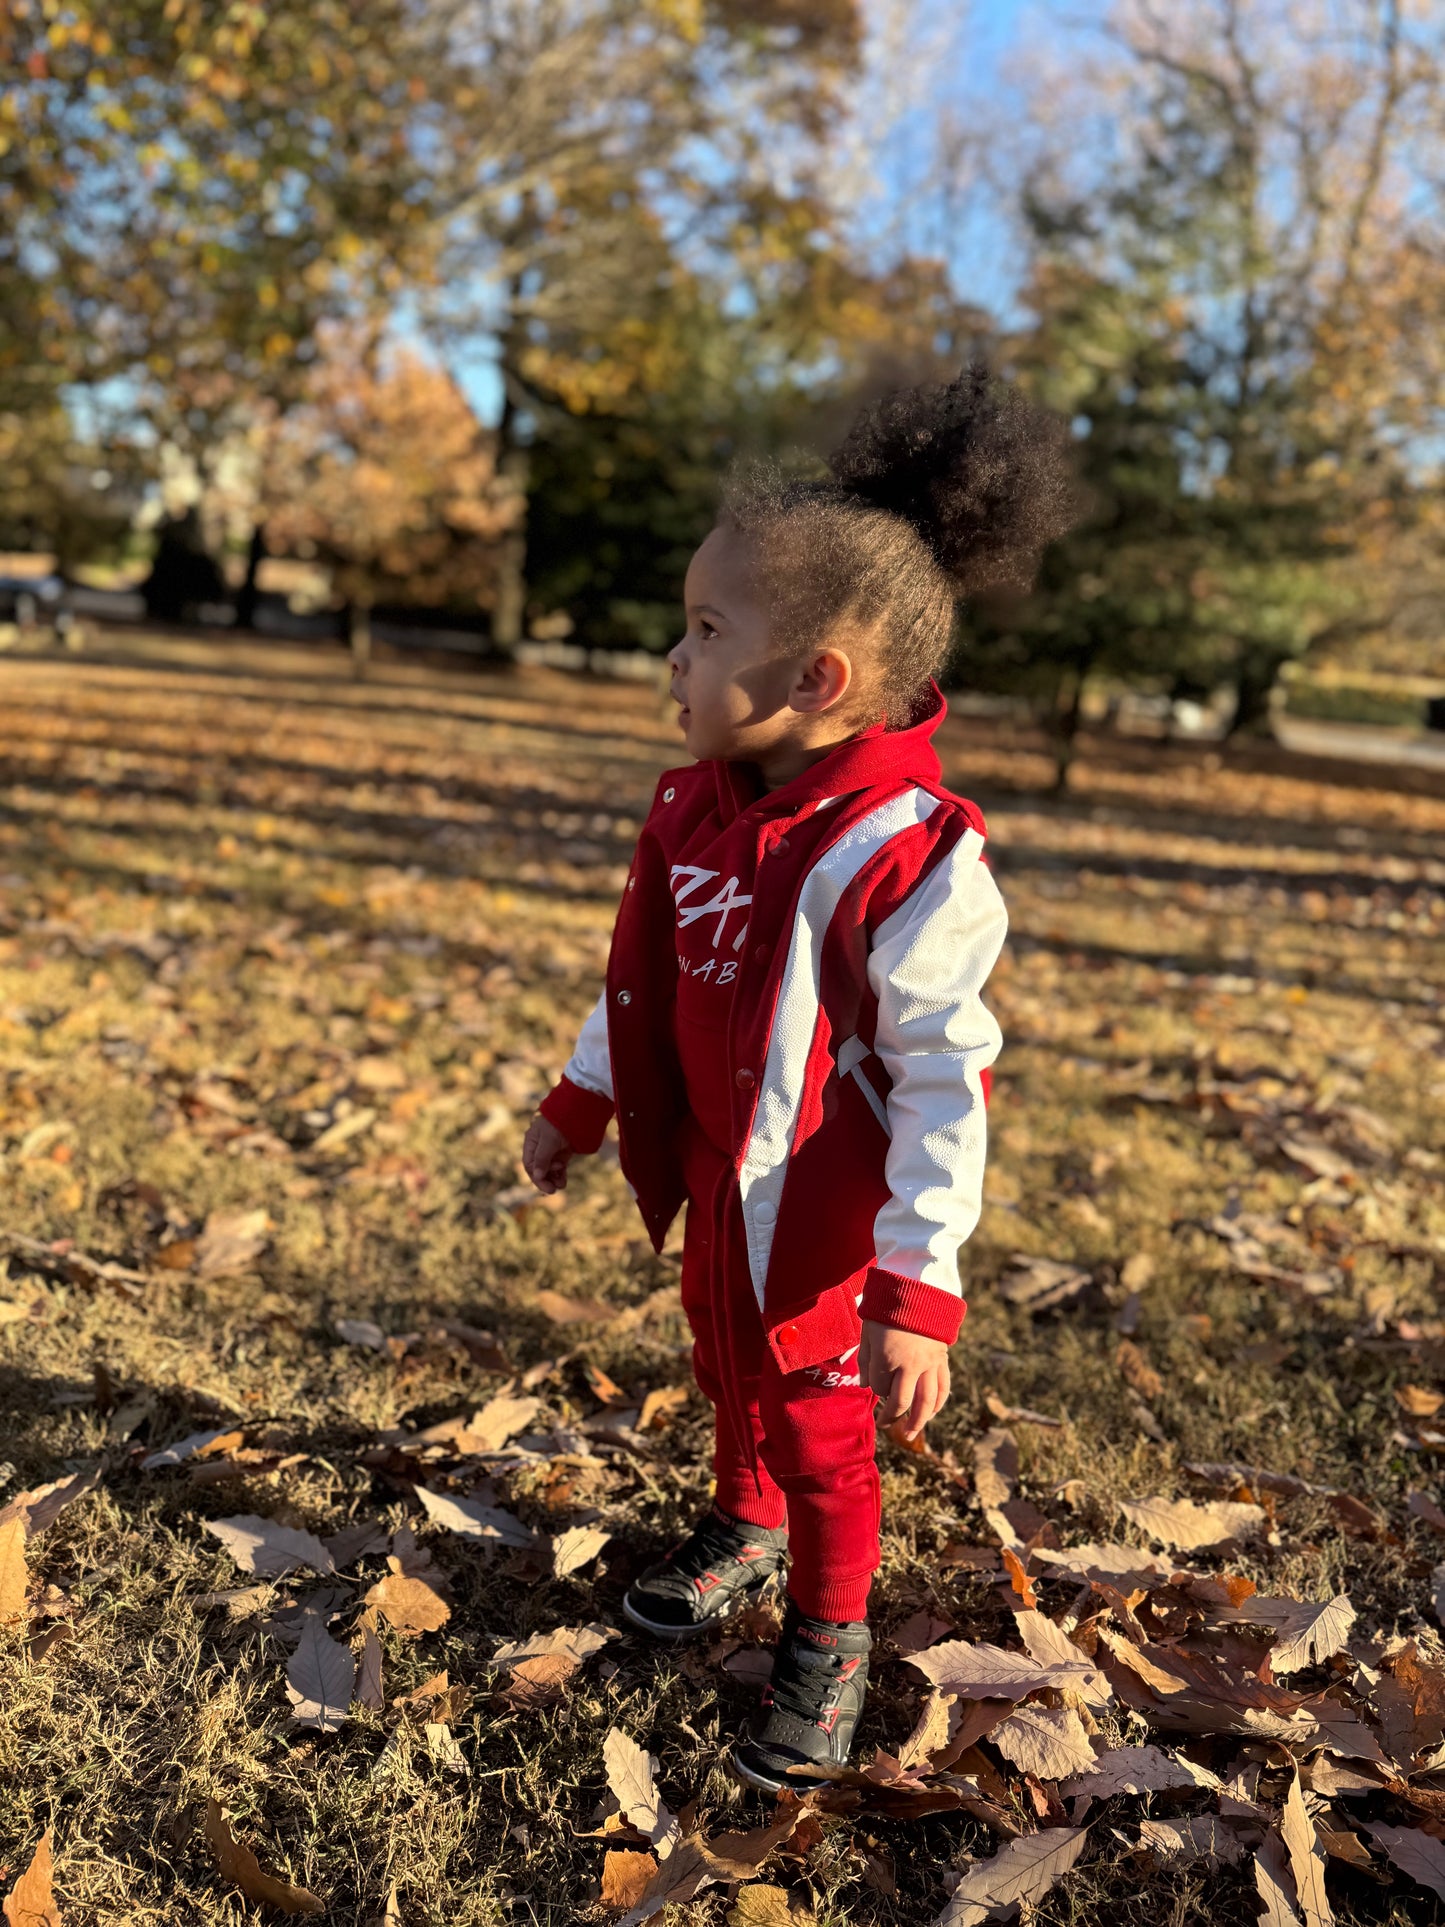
(668, 1511, 761, 1582)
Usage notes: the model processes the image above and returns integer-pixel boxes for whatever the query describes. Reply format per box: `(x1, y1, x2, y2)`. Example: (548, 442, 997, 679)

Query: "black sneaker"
(732, 1602, 871, 1792)
(621, 1505, 788, 1640)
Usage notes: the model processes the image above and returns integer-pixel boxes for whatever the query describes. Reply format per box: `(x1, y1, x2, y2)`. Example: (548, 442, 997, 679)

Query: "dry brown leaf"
(496, 1653, 578, 1709)
(552, 1524, 611, 1578)
(1408, 1489, 1445, 1533)
(1115, 1339, 1164, 1401)
(204, 1801, 324, 1915)
(1280, 1771, 1334, 1927)
(897, 1691, 954, 1771)
(997, 1254, 1091, 1311)
(0, 1470, 101, 1537)
(935, 1825, 1090, 1926)
(0, 1516, 28, 1625)
(1139, 1815, 1248, 1867)
(194, 1207, 271, 1279)
(1032, 1540, 1172, 1585)
(363, 1573, 451, 1635)
(286, 1611, 355, 1732)
(971, 1428, 1019, 1508)
(1097, 1626, 1189, 1696)
(1254, 1829, 1303, 1927)
(984, 1393, 1063, 1428)
(492, 1623, 615, 1668)
(324, 1521, 391, 1568)
(535, 1288, 613, 1325)
(1364, 1823, 1445, 1900)
(356, 1625, 384, 1711)
(601, 1849, 657, 1909)
(412, 1485, 539, 1547)
(1062, 1744, 1219, 1800)
(204, 1515, 336, 1579)
(603, 1727, 678, 1848)
(141, 1427, 242, 1471)
(616, 1838, 714, 1927)
(1265, 1596, 1357, 1674)
(992, 1703, 1097, 1779)
(728, 1888, 806, 1926)
(1119, 1494, 1264, 1551)
(1000, 1546, 1037, 1608)
(638, 1386, 689, 1431)
(704, 1798, 810, 1877)
(452, 1395, 543, 1453)
(1396, 1385, 1444, 1418)
(2, 1830, 59, 1927)
(906, 1640, 1093, 1701)
(1013, 1611, 1111, 1707)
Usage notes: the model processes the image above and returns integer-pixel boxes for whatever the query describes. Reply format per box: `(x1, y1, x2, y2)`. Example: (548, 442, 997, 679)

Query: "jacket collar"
(714, 682, 947, 825)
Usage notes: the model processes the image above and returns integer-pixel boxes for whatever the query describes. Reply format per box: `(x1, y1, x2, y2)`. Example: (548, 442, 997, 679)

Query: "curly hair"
(719, 364, 1081, 723)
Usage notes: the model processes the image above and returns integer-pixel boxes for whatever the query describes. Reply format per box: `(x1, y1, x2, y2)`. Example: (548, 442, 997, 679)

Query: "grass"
(1, 636, 1443, 1926)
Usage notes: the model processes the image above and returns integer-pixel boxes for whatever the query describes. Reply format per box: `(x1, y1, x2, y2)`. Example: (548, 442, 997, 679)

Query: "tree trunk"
(1046, 667, 1087, 792)
(1227, 649, 1287, 738)
(349, 602, 372, 680)
(234, 523, 266, 632)
(490, 441, 530, 655)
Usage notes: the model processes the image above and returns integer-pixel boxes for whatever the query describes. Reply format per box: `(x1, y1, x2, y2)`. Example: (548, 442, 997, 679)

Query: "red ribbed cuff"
(537, 1076, 614, 1155)
(858, 1267, 966, 1344)
(790, 1572, 874, 1624)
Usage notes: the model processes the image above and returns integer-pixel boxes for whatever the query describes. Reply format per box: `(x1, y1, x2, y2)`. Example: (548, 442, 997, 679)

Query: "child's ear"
(790, 646, 852, 715)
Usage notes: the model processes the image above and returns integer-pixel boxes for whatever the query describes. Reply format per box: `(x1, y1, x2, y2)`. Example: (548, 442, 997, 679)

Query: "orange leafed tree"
(261, 345, 522, 672)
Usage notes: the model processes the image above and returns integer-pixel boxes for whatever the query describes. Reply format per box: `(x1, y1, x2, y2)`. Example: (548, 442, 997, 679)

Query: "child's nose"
(666, 640, 686, 673)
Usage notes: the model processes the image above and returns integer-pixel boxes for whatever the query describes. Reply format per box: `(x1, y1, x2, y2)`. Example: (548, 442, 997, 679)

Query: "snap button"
(627, 876, 636, 891)
(753, 1201, 776, 1227)
(754, 941, 770, 963)
(734, 1068, 755, 1090)
(663, 786, 676, 802)
(616, 990, 632, 1006)
(773, 836, 790, 856)
(778, 1321, 799, 1345)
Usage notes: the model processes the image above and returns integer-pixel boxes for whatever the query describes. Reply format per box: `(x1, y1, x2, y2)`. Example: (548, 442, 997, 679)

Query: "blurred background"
(3, 0, 1442, 771)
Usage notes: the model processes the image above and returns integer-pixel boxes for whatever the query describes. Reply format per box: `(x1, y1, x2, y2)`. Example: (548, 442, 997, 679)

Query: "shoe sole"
(620, 1569, 780, 1643)
(730, 1750, 832, 1796)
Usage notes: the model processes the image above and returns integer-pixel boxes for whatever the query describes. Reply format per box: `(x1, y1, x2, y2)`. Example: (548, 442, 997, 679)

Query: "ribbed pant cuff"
(789, 1573, 872, 1624)
(716, 1490, 787, 1532)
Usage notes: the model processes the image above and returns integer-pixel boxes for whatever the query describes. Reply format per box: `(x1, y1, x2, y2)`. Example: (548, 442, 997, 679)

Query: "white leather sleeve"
(865, 828, 1007, 1295)
(560, 990, 614, 1101)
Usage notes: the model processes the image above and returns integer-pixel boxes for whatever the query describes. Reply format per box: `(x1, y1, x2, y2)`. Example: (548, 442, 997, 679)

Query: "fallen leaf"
(971, 1428, 1019, 1508)
(704, 1798, 813, 1876)
(1013, 1611, 1112, 1706)
(906, 1640, 1094, 1701)
(1115, 1340, 1163, 1401)
(450, 1395, 543, 1454)
(204, 1801, 324, 1915)
(1409, 1489, 1445, 1532)
(1139, 1815, 1248, 1867)
(425, 1720, 468, 1773)
(997, 1255, 1091, 1312)
(357, 1625, 384, 1710)
(601, 1849, 657, 1909)
(1327, 1492, 1391, 1540)
(141, 1428, 243, 1471)
(1280, 1771, 1334, 1927)
(334, 1318, 387, 1350)
(603, 1727, 678, 1848)
(1265, 1596, 1357, 1675)
(616, 1838, 714, 1927)
(933, 1825, 1090, 1926)
(496, 1653, 579, 1708)
(992, 1703, 1097, 1779)
(1032, 1541, 1173, 1585)
(203, 1515, 336, 1578)
(286, 1611, 355, 1732)
(1254, 1828, 1302, 1927)
(536, 1289, 613, 1325)
(1062, 1744, 1219, 1800)
(1364, 1823, 1445, 1900)
(2, 1830, 59, 1927)
(898, 1692, 954, 1771)
(0, 1470, 101, 1537)
(1000, 1546, 1037, 1608)
(984, 1393, 1063, 1428)
(413, 1486, 539, 1547)
(311, 1107, 377, 1154)
(27, 1621, 72, 1664)
(492, 1623, 616, 1668)
(323, 1521, 391, 1567)
(552, 1524, 610, 1578)
(1120, 1495, 1264, 1552)
(194, 1207, 270, 1279)
(1396, 1385, 1444, 1418)
(0, 1516, 28, 1624)
(363, 1573, 451, 1635)
(728, 1887, 805, 1926)
(638, 1386, 689, 1431)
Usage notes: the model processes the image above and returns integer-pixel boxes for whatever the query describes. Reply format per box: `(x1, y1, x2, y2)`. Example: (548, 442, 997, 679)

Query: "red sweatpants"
(679, 1132, 881, 1623)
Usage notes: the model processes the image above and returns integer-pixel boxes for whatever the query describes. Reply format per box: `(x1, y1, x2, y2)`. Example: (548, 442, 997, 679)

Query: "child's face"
(667, 525, 851, 769)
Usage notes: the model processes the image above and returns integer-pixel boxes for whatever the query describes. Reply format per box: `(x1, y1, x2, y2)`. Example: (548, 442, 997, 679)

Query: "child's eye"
(698, 620, 718, 641)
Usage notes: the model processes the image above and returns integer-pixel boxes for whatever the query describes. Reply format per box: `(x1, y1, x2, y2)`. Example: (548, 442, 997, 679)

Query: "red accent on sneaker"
(796, 1626, 839, 1647)
(736, 1545, 768, 1563)
(818, 1707, 840, 1734)
(695, 1571, 721, 1593)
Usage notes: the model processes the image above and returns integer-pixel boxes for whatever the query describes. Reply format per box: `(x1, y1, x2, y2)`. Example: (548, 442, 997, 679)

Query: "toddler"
(523, 366, 1077, 1791)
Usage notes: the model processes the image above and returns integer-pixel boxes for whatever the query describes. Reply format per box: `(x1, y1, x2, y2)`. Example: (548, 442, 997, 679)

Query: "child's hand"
(858, 1320, 951, 1440)
(522, 1114, 576, 1194)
